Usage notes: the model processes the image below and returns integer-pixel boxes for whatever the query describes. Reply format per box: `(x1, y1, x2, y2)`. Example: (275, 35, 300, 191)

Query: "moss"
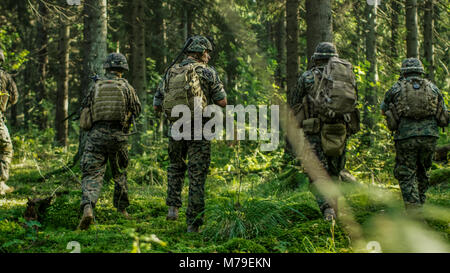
(278, 220, 350, 253)
(216, 238, 268, 253)
(43, 193, 80, 230)
(282, 202, 322, 222)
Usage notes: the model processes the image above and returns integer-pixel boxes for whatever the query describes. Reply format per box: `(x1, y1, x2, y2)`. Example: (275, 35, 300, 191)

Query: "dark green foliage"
(430, 167, 450, 186)
(202, 197, 289, 242)
(216, 238, 268, 253)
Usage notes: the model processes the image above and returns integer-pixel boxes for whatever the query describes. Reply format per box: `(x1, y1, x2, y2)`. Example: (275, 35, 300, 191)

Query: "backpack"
(0, 70, 9, 113)
(311, 57, 357, 120)
(309, 57, 358, 156)
(163, 63, 207, 121)
(91, 79, 129, 125)
(395, 78, 438, 119)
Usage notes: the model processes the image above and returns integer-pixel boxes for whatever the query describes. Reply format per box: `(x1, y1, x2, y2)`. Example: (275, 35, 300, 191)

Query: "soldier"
(381, 58, 448, 216)
(289, 42, 360, 221)
(78, 53, 141, 230)
(153, 35, 227, 233)
(0, 49, 18, 195)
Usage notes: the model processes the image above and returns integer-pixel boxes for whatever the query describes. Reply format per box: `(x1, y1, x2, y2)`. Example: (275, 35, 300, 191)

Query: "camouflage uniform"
(0, 49, 19, 195)
(289, 42, 356, 215)
(381, 58, 448, 210)
(80, 53, 141, 212)
(154, 36, 227, 228)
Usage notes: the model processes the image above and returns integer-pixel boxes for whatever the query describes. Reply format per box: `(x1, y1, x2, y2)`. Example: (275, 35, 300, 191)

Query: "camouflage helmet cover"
(401, 58, 424, 75)
(0, 49, 4, 63)
(185, 35, 213, 53)
(312, 42, 339, 60)
(103, 52, 129, 71)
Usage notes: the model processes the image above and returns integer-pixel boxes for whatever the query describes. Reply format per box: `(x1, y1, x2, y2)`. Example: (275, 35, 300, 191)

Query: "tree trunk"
(78, 0, 107, 160)
(55, 21, 70, 148)
(423, 0, 434, 81)
(286, 0, 299, 101)
(390, 0, 400, 61)
(363, 1, 378, 133)
(352, 0, 362, 63)
(305, 0, 333, 63)
(405, 0, 419, 58)
(285, 0, 299, 156)
(274, 12, 286, 90)
(131, 0, 147, 152)
(36, 1, 49, 130)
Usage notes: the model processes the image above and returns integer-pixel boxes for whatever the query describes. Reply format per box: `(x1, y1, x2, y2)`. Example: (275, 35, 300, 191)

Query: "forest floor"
(0, 132, 449, 253)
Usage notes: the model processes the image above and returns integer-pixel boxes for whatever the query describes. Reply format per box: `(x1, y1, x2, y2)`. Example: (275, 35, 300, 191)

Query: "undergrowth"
(0, 128, 449, 253)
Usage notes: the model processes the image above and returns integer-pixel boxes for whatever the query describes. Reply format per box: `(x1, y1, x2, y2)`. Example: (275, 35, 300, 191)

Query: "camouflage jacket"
(83, 72, 141, 121)
(381, 75, 446, 140)
(153, 57, 227, 108)
(0, 68, 19, 113)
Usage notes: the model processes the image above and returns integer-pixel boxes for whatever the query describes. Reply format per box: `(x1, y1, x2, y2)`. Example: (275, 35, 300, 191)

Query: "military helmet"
(0, 49, 4, 63)
(401, 58, 424, 75)
(185, 35, 213, 53)
(312, 42, 339, 60)
(103, 52, 129, 71)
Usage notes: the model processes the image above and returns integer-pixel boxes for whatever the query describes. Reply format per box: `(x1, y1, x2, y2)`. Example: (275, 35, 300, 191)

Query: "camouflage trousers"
(305, 134, 346, 213)
(166, 137, 211, 227)
(0, 118, 13, 182)
(80, 123, 130, 211)
(394, 136, 437, 209)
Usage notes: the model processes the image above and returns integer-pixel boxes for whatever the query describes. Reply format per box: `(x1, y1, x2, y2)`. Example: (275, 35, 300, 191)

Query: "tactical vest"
(91, 79, 128, 124)
(396, 78, 438, 119)
(163, 63, 207, 121)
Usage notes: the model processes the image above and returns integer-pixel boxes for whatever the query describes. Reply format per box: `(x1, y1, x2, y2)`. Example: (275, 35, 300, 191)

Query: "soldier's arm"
(153, 79, 165, 112)
(127, 83, 142, 118)
(6, 73, 18, 105)
(200, 66, 227, 108)
(80, 86, 94, 108)
(289, 76, 303, 109)
(381, 83, 399, 115)
(430, 83, 448, 111)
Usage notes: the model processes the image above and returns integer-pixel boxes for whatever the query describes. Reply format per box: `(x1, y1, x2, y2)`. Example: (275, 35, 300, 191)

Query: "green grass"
(0, 132, 449, 253)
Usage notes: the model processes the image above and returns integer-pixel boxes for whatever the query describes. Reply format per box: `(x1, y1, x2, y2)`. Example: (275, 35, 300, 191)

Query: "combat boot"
(187, 224, 199, 233)
(166, 206, 179, 220)
(78, 204, 94, 230)
(118, 208, 130, 219)
(0, 181, 14, 195)
(323, 208, 336, 221)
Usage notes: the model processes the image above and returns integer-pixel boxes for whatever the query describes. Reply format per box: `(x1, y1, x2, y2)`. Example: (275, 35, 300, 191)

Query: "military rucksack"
(395, 78, 438, 119)
(311, 57, 357, 120)
(163, 63, 207, 121)
(0, 70, 9, 113)
(91, 79, 130, 125)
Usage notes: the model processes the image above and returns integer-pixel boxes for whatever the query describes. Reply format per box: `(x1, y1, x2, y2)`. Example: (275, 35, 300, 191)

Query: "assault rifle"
(62, 75, 99, 123)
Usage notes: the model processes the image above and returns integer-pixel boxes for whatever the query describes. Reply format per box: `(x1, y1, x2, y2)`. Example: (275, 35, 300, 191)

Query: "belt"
(93, 121, 124, 130)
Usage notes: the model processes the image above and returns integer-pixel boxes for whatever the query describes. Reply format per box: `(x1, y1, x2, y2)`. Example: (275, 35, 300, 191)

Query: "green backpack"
(311, 57, 357, 120)
(396, 78, 438, 119)
(310, 57, 358, 157)
(163, 63, 207, 121)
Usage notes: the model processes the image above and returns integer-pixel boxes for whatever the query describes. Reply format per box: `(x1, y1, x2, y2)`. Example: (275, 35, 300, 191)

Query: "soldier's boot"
(118, 208, 130, 219)
(78, 204, 94, 230)
(187, 224, 199, 233)
(323, 208, 336, 221)
(166, 206, 179, 220)
(0, 181, 14, 195)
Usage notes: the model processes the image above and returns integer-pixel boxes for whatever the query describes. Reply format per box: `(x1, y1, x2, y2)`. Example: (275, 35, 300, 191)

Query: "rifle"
(161, 37, 194, 84)
(61, 75, 99, 123)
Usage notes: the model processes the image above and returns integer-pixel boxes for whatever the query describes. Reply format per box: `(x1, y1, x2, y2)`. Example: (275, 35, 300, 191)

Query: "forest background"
(0, 0, 449, 253)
